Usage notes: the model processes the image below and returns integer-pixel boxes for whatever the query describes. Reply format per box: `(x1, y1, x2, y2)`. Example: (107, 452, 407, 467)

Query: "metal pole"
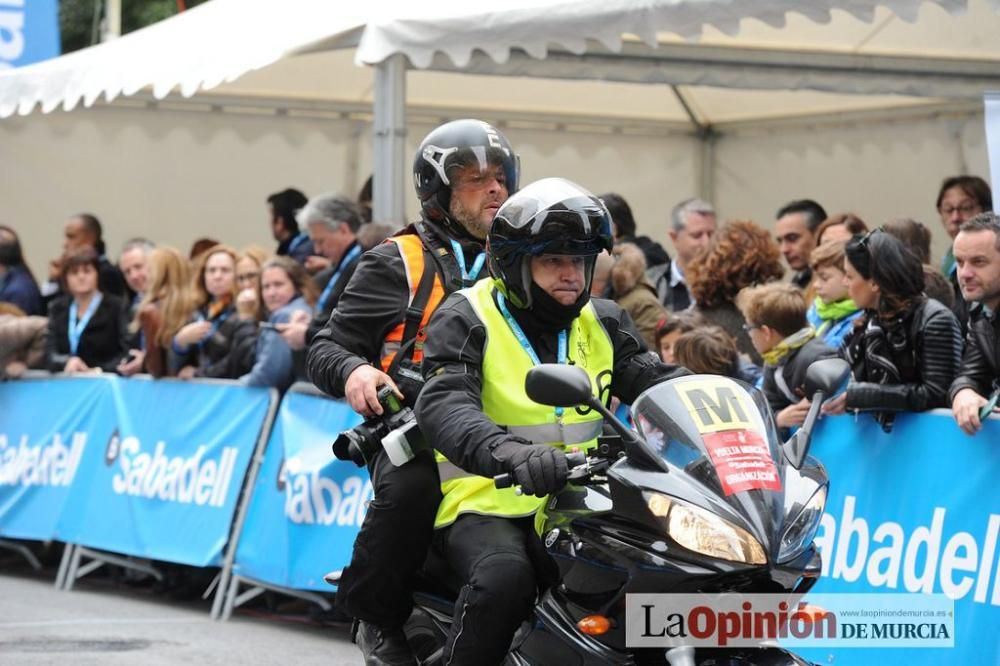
(372, 54, 407, 225)
(102, 0, 122, 41)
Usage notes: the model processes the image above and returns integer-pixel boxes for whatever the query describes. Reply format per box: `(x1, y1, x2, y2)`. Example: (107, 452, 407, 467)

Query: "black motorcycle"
(356, 359, 849, 665)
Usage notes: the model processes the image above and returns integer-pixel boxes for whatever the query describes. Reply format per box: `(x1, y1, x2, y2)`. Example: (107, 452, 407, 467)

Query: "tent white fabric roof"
(3, 0, 1000, 122)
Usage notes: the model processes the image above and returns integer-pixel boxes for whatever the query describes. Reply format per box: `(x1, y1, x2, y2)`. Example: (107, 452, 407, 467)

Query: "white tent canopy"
(5, 0, 1000, 117)
(2, 0, 999, 225)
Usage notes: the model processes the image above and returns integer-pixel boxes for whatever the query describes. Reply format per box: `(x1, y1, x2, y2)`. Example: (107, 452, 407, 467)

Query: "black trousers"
(334, 447, 442, 628)
(437, 514, 545, 666)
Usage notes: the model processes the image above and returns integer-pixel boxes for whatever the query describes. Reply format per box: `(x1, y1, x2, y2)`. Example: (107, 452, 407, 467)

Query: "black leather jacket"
(306, 217, 480, 405)
(949, 302, 1000, 401)
(415, 294, 689, 479)
(846, 298, 963, 412)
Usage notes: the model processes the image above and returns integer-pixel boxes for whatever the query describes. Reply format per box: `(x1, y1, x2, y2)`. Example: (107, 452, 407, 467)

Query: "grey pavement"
(0, 571, 363, 665)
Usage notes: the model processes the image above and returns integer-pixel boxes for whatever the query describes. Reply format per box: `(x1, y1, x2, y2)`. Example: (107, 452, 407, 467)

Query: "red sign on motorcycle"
(701, 429, 781, 495)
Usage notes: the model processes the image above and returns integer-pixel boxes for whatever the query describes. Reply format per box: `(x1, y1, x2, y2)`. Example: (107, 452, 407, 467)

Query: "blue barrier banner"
(0, 377, 116, 541)
(55, 378, 273, 568)
(1, 0, 60, 69)
(233, 390, 368, 591)
(799, 411, 1000, 665)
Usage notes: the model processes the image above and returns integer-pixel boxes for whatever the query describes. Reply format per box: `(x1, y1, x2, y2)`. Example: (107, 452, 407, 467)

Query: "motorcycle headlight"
(777, 485, 827, 563)
(644, 492, 766, 565)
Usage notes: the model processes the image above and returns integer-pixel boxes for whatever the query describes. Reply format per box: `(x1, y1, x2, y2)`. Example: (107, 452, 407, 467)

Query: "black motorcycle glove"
(503, 444, 569, 497)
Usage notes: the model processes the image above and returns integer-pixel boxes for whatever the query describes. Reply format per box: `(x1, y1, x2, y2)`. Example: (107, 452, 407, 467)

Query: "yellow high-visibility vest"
(434, 278, 614, 529)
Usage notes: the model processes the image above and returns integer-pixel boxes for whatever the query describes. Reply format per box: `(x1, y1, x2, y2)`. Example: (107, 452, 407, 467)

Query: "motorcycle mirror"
(783, 359, 850, 469)
(803, 358, 851, 398)
(525, 364, 594, 408)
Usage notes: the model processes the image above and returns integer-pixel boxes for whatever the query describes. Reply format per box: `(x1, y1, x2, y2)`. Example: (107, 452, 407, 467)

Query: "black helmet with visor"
(487, 178, 613, 310)
(413, 119, 519, 240)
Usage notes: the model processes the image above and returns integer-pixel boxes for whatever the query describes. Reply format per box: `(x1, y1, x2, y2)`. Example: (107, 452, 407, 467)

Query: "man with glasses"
(936, 175, 992, 328)
(949, 213, 1000, 435)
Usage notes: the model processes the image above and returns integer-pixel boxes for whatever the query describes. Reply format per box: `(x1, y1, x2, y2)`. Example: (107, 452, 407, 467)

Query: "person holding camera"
(414, 179, 688, 665)
(306, 119, 519, 666)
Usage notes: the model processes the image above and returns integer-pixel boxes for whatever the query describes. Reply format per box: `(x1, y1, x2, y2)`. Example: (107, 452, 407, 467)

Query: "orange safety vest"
(379, 233, 446, 372)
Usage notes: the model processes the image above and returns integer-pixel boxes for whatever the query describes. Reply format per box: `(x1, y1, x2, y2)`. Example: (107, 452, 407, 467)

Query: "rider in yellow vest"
(308, 120, 518, 666)
(416, 178, 688, 665)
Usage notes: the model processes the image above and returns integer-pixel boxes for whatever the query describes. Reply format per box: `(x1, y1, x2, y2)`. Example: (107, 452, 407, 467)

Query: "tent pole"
(373, 54, 408, 225)
(102, 0, 122, 41)
(671, 85, 717, 203)
(699, 129, 718, 204)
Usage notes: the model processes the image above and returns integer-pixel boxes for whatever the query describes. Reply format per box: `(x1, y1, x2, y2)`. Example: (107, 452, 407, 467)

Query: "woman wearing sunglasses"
(823, 229, 962, 431)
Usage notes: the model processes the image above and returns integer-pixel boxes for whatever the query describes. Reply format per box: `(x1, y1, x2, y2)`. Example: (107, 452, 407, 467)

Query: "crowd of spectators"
(2, 174, 999, 436)
(0, 184, 383, 397)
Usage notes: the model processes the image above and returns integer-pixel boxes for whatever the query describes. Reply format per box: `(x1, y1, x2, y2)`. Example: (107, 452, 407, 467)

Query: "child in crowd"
(673, 325, 748, 380)
(654, 310, 703, 363)
(805, 241, 863, 351)
(737, 283, 837, 430)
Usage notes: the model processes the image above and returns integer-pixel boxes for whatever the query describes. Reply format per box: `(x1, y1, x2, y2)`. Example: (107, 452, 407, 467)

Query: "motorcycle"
(344, 359, 850, 665)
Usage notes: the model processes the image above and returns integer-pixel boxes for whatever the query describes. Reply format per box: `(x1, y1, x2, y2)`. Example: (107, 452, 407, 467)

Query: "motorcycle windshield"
(630, 375, 785, 550)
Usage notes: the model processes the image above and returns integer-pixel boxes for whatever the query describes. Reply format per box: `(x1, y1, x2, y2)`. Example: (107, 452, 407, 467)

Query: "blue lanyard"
(196, 306, 231, 348)
(449, 239, 486, 285)
(68, 293, 103, 355)
(496, 291, 568, 417)
(288, 232, 309, 254)
(316, 243, 362, 314)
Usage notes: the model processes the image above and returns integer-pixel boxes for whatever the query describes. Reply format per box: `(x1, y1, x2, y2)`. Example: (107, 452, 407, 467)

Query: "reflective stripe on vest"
(379, 234, 446, 372)
(434, 279, 614, 529)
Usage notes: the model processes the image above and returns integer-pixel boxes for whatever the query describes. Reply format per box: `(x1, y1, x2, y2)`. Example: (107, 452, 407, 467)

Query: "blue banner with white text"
(0, 0, 60, 69)
(52, 378, 273, 567)
(799, 411, 1000, 665)
(233, 390, 369, 591)
(0, 377, 116, 541)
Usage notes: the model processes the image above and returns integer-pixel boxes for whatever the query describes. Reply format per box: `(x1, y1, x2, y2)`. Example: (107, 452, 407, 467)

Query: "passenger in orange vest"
(307, 119, 519, 666)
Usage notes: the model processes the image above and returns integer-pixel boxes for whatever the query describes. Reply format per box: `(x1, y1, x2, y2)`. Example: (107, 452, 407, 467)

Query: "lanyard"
(288, 232, 309, 254)
(68, 293, 103, 355)
(496, 291, 568, 417)
(196, 306, 231, 348)
(449, 239, 486, 285)
(316, 243, 362, 314)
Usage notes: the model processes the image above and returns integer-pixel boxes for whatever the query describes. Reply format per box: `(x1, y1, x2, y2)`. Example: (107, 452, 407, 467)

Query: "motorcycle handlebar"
(493, 449, 588, 489)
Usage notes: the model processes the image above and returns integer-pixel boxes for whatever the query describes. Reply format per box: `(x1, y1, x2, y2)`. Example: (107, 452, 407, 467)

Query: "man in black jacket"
(950, 213, 1000, 435)
(415, 179, 688, 664)
(278, 194, 365, 352)
(307, 119, 519, 666)
(42, 214, 127, 303)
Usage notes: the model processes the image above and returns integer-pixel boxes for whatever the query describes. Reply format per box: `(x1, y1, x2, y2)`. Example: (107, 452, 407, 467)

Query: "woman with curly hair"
(686, 220, 785, 364)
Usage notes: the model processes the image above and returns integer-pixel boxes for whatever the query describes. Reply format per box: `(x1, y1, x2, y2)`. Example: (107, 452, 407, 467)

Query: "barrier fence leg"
(222, 573, 243, 621)
(55, 543, 76, 589)
(64, 544, 84, 591)
(210, 569, 228, 620)
(0, 539, 42, 571)
(212, 387, 281, 620)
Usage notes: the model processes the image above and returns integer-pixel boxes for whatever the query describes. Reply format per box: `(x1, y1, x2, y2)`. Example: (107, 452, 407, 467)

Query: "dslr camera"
(332, 385, 426, 468)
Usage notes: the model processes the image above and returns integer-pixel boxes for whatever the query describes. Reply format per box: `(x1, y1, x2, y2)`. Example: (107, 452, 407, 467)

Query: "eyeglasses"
(236, 272, 260, 283)
(939, 202, 980, 216)
(742, 323, 760, 333)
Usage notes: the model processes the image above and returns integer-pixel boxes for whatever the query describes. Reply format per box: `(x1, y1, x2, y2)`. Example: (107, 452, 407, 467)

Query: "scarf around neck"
(762, 326, 816, 366)
(814, 296, 859, 322)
